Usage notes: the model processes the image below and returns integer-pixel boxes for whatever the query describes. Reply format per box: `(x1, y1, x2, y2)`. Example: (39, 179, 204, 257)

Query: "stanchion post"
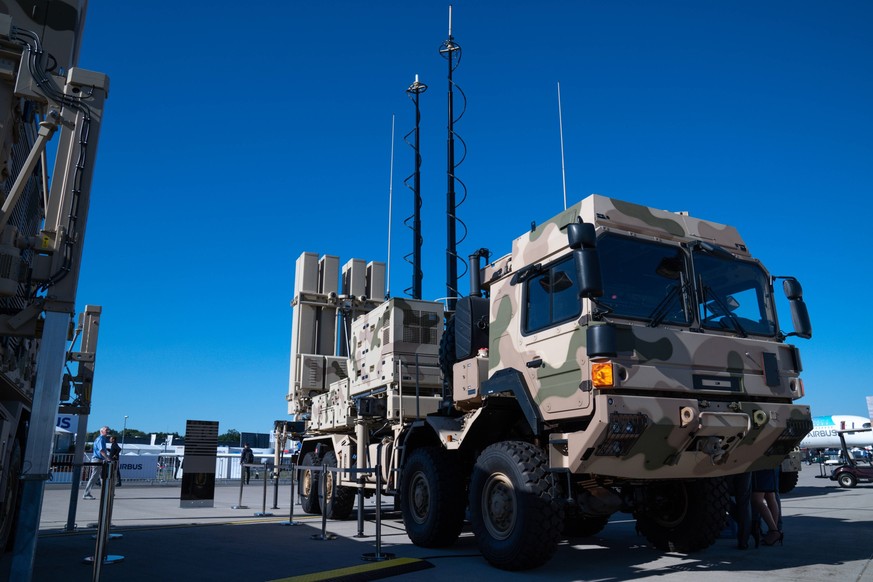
(255, 464, 273, 517)
(362, 463, 394, 561)
(232, 463, 248, 509)
(310, 462, 336, 540)
(280, 463, 302, 526)
(354, 477, 366, 538)
(272, 465, 280, 509)
(85, 461, 124, 574)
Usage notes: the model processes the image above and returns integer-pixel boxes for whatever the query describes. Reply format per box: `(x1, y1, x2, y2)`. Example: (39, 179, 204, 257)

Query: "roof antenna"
(440, 4, 467, 312)
(404, 75, 427, 299)
(386, 114, 395, 299)
(558, 81, 568, 210)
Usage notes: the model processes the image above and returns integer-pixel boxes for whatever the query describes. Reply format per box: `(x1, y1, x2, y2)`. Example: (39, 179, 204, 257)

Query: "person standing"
(727, 471, 753, 549)
(752, 467, 783, 546)
(241, 443, 254, 484)
(109, 436, 122, 487)
(83, 426, 112, 499)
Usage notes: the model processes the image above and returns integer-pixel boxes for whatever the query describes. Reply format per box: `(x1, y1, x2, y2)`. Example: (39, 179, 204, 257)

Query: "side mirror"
(567, 220, 603, 298)
(587, 324, 616, 358)
(567, 222, 596, 249)
(782, 278, 812, 339)
(783, 278, 803, 300)
(575, 249, 603, 298)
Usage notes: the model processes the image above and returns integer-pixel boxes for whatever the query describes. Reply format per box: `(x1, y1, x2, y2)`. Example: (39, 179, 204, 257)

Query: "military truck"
(286, 195, 813, 570)
(0, 1, 107, 558)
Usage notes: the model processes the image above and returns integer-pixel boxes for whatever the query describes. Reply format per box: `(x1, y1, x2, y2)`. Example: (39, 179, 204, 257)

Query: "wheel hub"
(482, 472, 516, 540)
(410, 471, 430, 524)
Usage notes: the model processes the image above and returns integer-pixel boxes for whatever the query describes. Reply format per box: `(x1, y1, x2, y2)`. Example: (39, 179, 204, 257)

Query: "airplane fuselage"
(800, 415, 873, 449)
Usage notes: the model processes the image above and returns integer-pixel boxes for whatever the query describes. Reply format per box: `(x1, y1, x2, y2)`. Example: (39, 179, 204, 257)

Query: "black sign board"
(180, 420, 218, 508)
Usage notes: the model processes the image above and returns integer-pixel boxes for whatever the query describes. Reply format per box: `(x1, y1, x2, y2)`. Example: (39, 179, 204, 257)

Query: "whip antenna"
(558, 82, 568, 210)
(386, 114, 395, 298)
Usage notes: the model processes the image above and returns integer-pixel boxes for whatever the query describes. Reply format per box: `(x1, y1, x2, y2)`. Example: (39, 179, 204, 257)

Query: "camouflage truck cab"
(476, 195, 811, 480)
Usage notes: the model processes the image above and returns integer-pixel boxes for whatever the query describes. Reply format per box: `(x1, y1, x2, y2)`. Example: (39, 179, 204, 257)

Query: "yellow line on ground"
(268, 557, 424, 582)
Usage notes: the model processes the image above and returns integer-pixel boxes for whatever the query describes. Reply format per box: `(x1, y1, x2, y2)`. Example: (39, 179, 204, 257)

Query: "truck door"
(518, 256, 591, 417)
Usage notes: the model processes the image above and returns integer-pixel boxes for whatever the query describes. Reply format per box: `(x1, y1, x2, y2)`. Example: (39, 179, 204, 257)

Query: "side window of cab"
(524, 257, 580, 334)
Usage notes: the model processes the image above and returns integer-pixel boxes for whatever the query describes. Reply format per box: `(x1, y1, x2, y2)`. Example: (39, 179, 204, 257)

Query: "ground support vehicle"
(286, 195, 813, 570)
(0, 2, 107, 575)
(830, 428, 873, 488)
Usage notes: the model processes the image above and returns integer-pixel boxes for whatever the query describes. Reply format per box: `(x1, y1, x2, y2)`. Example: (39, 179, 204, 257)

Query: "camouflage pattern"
(485, 194, 811, 479)
(348, 298, 443, 396)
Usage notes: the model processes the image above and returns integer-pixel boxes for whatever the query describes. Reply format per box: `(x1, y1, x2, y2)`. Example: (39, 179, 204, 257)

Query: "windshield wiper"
(700, 282, 747, 338)
(647, 284, 682, 328)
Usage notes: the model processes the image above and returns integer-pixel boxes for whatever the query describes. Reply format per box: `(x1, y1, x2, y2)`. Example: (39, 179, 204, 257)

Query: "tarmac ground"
(2, 465, 872, 581)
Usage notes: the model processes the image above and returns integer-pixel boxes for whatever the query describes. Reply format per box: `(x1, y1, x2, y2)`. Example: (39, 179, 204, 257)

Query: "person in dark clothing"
(109, 436, 122, 486)
(241, 443, 254, 484)
(727, 471, 753, 549)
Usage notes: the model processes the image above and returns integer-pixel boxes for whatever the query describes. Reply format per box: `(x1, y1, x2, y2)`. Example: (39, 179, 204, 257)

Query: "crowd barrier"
(232, 461, 394, 562)
(80, 460, 124, 580)
(54, 459, 396, 577)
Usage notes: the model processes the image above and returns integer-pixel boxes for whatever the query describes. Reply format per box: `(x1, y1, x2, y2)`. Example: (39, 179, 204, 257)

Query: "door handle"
(526, 358, 543, 368)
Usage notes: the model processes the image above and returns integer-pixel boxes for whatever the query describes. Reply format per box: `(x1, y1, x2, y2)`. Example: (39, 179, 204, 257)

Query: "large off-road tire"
(400, 447, 465, 547)
(298, 452, 321, 515)
(469, 441, 563, 571)
(0, 439, 22, 550)
(779, 470, 799, 494)
(634, 477, 729, 553)
(319, 451, 355, 520)
(837, 472, 857, 488)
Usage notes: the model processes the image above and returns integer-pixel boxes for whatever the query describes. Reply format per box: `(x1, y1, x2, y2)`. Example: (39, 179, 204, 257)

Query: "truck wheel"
(469, 441, 563, 570)
(0, 439, 22, 550)
(298, 452, 321, 514)
(320, 451, 355, 520)
(400, 447, 464, 547)
(634, 478, 728, 553)
(837, 472, 857, 488)
(778, 470, 799, 494)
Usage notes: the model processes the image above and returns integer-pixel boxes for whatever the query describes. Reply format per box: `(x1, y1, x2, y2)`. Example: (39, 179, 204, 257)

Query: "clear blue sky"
(73, 1, 872, 435)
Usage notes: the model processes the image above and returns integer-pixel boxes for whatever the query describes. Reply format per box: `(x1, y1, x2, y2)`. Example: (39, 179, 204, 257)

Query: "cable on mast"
(440, 4, 468, 313)
(403, 75, 427, 299)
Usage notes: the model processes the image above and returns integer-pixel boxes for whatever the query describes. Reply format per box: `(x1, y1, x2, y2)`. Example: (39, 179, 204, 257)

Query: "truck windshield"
(596, 235, 690, 325)
(692, 251, 776, 337)
(595, 234, 776, 337)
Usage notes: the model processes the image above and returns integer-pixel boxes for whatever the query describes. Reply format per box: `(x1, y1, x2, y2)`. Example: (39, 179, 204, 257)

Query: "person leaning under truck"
(83, 426, 112, 499)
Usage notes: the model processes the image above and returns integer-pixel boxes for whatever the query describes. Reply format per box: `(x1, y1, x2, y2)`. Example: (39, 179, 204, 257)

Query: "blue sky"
(72, 1, 872, 435)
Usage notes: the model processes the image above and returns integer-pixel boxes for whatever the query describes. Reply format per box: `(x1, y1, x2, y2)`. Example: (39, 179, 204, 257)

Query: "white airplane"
(800, 415, 873, 449)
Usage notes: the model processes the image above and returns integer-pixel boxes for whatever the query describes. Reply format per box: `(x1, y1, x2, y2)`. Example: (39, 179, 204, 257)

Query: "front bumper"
(548, 394, 812, 479)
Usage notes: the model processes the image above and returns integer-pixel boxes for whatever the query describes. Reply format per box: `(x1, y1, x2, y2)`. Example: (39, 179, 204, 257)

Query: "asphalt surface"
(2, 465, 872, 581)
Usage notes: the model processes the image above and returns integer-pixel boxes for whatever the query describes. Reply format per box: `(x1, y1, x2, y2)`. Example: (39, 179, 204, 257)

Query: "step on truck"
(286, 194, 813, 570)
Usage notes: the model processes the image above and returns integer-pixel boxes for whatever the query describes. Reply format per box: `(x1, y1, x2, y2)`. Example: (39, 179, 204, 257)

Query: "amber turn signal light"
(592, 362, 614, 388)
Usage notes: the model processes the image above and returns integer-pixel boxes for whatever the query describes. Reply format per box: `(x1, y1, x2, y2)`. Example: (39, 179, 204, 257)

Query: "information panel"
(180, 420, 218, 508)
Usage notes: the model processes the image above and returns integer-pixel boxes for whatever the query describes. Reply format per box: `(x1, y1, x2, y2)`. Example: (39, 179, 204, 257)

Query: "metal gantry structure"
(0, 3, 108, 579)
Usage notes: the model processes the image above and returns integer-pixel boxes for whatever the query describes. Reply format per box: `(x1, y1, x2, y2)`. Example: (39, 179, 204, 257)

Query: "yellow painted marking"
(269, 557, 424, 582)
